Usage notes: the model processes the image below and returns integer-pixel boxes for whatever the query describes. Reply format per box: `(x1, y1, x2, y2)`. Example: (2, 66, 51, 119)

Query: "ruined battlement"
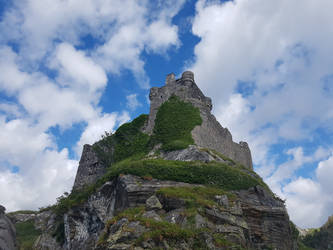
(145, 71, 253, 169)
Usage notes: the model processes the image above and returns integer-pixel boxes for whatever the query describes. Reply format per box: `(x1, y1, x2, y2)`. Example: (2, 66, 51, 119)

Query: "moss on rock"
(152, 95, 202, 151)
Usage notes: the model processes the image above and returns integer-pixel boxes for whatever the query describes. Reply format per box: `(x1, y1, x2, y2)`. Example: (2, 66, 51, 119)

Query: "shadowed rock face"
(145, 71, 253, 169)
(73, 144, 110, 191)
(0, 205, 16, 250)
(32, 175, 294, 250)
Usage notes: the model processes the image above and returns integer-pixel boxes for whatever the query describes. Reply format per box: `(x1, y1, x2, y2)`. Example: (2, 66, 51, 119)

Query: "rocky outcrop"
(236, 186, 294, 249)
(32, 175, 295, 250)
(0, 205, 16, 250)
(73, 144, 110, 191)
(145, 71, 253, 169)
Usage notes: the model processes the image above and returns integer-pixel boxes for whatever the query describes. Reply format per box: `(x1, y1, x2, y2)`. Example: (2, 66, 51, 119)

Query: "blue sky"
(1, 0, 333, 228)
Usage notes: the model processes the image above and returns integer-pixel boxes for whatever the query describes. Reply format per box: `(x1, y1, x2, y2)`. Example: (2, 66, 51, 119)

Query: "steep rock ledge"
(0, 205, 16, 250)
(32, 175, 294, 249)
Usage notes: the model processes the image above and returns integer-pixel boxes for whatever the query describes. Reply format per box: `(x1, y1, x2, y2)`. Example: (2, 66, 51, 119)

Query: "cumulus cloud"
(0, 0, 184, 87)
(189, 0, 333, 227)
(0, 0, 185, 210)
(126, 94, 142, 111)
(0, 116, 77, 211)
(53, 43, 107, 91)
(282, 154, 333, 228)
(75, 112, 130, 156)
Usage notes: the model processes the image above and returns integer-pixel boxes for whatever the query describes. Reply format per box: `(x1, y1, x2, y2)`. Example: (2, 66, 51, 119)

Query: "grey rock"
(214, 194, 229, 208)
(114, 175, 193, 213)
(105, 219, 146, 249)
(165, 208, 187, 226)
(236, 185, 294, 250)
(197, 231, 216, 250)
(205, 208, 248, 229)
(0, 205, 16, 250)
(160, 145, 225, 163)
(195, 213, 207, 229)
(145, 195, 162, 210)
(229, 200, 243, 216)
(73, 144, 109, 191)
(7, 212, 36, 224)
(144, 71, 253, 169)
(142, 210, 162, 221)
(33, 233, 62, 250)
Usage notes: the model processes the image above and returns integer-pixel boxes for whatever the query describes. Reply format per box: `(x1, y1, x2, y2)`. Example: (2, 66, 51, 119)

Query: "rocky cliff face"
(73, 144, 110, 191)
(28, 174, 294, 249)
(8, 71, 297, 249)
(0, 205, 16, 250)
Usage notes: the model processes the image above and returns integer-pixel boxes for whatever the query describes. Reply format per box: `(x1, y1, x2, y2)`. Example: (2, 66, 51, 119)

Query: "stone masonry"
(144, 71, 253, 169)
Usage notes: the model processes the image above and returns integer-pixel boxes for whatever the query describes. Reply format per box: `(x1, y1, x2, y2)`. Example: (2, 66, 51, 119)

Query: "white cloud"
(126, 94, 142, 111)
(0, 103, 22, 118)
(316, 155, 333, 194)
(282, 154, 333, 228)
(0, 116, 78, 211)
(53, 43, 107, 91)
(75, 112, 130, 156)
(189, 0, 333, 227)
(0, 0, 186, 211)
(1, 0, 185, 88)
(0, 46, 30, 95)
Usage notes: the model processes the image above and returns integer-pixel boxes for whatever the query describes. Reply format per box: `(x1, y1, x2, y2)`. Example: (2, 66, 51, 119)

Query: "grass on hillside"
(98, 206, 242, 249)
(92, 114, 150, 164)
(156, 186, 236, 209)
(15, 219, 41, 250)
(7, 210, 37, 216)
(52, 157, 269, 216)
(152, 95, 202, 151)
(107, 158, 267, 191)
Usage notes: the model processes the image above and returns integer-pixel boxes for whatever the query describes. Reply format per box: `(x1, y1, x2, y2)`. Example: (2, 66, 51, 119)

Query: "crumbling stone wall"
(144, 71, 253, 169)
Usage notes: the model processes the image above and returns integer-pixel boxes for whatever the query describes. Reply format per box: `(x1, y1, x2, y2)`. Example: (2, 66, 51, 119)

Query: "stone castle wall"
(144, 71, 253, 169)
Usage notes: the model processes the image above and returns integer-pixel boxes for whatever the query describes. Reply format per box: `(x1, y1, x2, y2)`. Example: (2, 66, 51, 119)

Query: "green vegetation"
(50, 156, 269, 243)
(49, 96, 272, 245)
(98, 206, 241, 248)
(7, 210, 37, 216)
(92, 96, 203, 164)
(200, 148, 236, 164)
(157, 186, 236, 209)
(298, 241, 315, 250)
(15, 219, 41, 250)
(93, 114, 149, 164)
(301, 228, 331, 249)
(113, 114, 150, 162)
(152, 95, 202, 151)
(213, 234, 234, 248)
(200, 148, 271, 192)
(107, 158, 268, 191)
(299, 216, 333, 249)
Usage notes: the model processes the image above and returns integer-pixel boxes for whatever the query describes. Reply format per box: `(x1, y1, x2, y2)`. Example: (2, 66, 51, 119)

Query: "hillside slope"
(300, 215, 333, 249)
(8, 71, 297, 250)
